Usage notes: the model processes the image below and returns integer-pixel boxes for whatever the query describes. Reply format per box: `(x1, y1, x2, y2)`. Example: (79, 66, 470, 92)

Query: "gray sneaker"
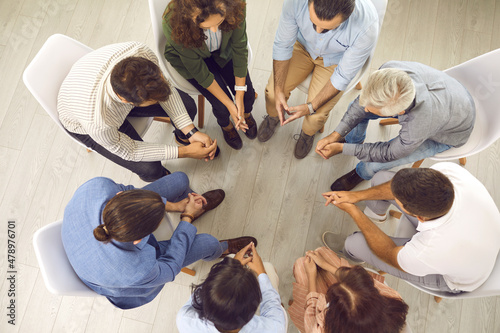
(257, 115, 280, 142)
(321, 231, 365, 264)
(294, 130, 315, 159)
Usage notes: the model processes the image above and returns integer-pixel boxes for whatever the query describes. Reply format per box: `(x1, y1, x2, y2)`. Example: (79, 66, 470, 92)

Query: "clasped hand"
(275, 91, 310, 126)
(234, 242, 266, 275)
(315, 136, 344, 160)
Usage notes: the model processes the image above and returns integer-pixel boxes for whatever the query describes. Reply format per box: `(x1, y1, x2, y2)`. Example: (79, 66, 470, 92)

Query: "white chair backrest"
(148, 0, 200, 95)
(431, 48, 500, 160)
(23, 34, 93, 133)
(33, 220, 98, 297)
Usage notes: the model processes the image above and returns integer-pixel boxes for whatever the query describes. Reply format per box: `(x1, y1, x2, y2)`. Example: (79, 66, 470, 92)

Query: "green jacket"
(162, 6, 248, 89)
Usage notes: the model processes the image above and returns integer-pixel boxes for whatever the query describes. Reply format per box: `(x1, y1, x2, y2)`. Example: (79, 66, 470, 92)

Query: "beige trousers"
(265, 42, 344, 136)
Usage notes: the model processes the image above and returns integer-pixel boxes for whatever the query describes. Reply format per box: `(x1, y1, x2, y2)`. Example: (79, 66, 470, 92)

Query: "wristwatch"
(185, 127, 199, 139)
(307, 102, 315, 115)
(234, 85, 247, 92)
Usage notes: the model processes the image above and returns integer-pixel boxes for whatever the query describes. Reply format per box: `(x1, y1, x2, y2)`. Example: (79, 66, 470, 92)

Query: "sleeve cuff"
(342, 143, 357, 156)
(334, 122, 353, 137)
(199, 73, 215, 89)
(165, 145, 179, 160)
(330, 74, 349, 92)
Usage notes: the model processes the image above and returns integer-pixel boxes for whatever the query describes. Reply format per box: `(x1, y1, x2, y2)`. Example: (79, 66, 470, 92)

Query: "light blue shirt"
(176, 274, 287, 333)
(273, 0, 379, 90)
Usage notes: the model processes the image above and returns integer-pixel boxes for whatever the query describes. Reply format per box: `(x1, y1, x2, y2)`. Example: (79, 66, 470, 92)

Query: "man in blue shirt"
(257, 0, 379, 159)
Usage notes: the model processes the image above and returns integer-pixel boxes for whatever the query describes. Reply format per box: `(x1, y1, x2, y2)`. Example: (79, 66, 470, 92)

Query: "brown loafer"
(192, 189, 225, 221)
(294, 130, 315, 159)
(243, 114, 257, 140)
(222, 126, 243, 150)
(219, 236, 258, 257)
(257, 115, 280, 142)
(330, 169, 364, 191)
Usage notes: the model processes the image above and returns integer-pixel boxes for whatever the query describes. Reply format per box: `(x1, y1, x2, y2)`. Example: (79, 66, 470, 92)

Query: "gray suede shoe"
(322, 231, 365, 264)
(257, 115, 280, 142)
(294, 130, 314, 159)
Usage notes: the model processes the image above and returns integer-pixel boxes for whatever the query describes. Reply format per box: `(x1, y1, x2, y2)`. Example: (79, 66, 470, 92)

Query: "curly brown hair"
(166, 0, 245, 49)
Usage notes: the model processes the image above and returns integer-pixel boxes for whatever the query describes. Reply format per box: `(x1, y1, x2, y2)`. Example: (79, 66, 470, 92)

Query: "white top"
(397, 162, 500, 291)
(204, 28, 222, 52)
(58, 42, 193, 161)
(176, 273, 287, 333)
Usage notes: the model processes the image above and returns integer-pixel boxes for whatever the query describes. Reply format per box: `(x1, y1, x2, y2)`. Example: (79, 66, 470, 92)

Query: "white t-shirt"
(397, 162, 500, 291)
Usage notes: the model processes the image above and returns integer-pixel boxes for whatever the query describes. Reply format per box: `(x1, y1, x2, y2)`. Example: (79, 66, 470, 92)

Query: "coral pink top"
(288, 247, 402, 333)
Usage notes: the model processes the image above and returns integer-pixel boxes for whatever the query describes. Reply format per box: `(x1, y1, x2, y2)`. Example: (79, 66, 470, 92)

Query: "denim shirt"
(61, 177, 198, 309)
(273, 0, 379, 90)
(338, 61, 476, 162)
(176, 274, 287, 332)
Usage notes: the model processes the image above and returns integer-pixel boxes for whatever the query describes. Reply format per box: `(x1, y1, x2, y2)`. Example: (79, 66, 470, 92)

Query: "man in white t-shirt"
(321, 162, 500, 292)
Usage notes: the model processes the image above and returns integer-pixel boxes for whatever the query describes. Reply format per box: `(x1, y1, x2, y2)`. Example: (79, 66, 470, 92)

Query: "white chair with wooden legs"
(380, 48, 500, 168)
(23, 34, 154, 152)
(296, 0, 388, 133)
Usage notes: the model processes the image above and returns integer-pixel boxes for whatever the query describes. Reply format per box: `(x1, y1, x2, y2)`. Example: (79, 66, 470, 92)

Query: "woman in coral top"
(289, 247, 409, 333)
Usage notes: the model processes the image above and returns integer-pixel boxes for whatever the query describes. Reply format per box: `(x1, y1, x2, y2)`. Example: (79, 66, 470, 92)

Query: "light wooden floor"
(1, 0, 500, 332)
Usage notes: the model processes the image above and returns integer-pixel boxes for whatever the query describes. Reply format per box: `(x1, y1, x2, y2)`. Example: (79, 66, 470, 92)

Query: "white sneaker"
(363, 206, 387, 223)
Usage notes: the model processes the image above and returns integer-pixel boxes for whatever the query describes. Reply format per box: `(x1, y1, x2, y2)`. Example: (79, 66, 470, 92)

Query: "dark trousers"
(67, 89, 197, 182)
(187, 57, 255, 128)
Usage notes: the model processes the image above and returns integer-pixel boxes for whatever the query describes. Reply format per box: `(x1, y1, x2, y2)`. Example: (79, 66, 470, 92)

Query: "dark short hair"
(391, 168, 455, 219)
(308, 0, 355, 21)
(94, 190, 165, 243)
(191, 257, 262, 331)
(324, 266, 409, 333)
(110, 57, 171, 105)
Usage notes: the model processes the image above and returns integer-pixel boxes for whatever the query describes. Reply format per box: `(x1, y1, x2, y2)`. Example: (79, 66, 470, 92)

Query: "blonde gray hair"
(359, 68, 416, 116)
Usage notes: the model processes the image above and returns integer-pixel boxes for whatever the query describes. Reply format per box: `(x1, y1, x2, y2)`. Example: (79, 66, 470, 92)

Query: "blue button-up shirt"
(61, 177, 198, 309)
(273, 0, 379, 90)
(176, 274, 287, 332)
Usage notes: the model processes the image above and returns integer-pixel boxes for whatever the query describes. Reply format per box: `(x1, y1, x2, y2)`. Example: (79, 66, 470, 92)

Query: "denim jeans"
(345, 111, 451, 180)
(143, 172, 228, 262)
(187, 57, 255, 128)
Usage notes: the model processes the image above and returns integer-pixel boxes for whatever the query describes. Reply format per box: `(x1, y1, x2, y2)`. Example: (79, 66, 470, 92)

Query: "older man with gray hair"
(316, 61, 476, 191)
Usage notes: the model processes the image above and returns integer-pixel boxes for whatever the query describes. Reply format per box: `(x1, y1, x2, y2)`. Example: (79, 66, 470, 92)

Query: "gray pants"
(343, 170, 461, 293)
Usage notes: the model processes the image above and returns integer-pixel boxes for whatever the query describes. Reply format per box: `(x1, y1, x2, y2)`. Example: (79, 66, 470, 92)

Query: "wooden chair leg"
(459, 157, 466, 166)
(181, 267, 196, 276)
(87, 149, 92, 153)
(355, 81, 362, 90)
(255, 92, 258, 99)
(389, 210, 402, 219)
(377, 271, 387, 275)
(434, 296, 443, 303)
(379, 118, 399, 126)
(153, 116, 171, 123)
(412, 159, 424, 168)
(288, 299, 294, 306)
(319, 125, 325, 133)
(197, 95, 205, 129)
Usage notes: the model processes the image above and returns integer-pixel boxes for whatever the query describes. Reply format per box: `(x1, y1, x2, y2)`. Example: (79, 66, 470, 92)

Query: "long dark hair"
(166, 0, 245, 48)
(191, 257, 262, 332)
(93, 190, 165, 243)
(324, 266, 408, 333)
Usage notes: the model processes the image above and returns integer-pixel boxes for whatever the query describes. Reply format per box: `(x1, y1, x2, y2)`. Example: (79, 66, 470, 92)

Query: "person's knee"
(170, 171, 190, 189)
(371, 170, 396, 187)
(344, 232, 369, 259)
(137, 163, 165, 182)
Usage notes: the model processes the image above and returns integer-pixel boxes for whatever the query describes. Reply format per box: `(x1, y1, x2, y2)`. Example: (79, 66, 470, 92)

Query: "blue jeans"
(345, 113, 451, 180)
(142, 172, 228, 262)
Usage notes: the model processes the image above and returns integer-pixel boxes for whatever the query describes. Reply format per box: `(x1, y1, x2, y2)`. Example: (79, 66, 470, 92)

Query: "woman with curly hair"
(163, 0, 256, 151)
(289, 247, 409, 333)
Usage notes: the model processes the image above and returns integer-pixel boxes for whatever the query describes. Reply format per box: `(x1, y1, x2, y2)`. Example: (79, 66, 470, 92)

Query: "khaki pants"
(265, 42, 344, 136)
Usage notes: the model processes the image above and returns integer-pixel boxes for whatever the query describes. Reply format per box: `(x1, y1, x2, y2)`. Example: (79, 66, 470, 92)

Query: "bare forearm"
(348, 207, 403, 270)
(273, 59, 290, 93)
(310, 80, 340, 111)
(353, 181, 395, 202)
(307, 275, 317, 293)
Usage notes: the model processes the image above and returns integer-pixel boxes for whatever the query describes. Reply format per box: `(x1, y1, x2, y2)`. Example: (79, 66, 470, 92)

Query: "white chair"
(297, 0, 388, 100)
(380, 48, 500, 167)
(33, 220, 98, 296)
(148, 0, 254, 129)
(23, 34, 153, 150)
(33, 215, 195, 297)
